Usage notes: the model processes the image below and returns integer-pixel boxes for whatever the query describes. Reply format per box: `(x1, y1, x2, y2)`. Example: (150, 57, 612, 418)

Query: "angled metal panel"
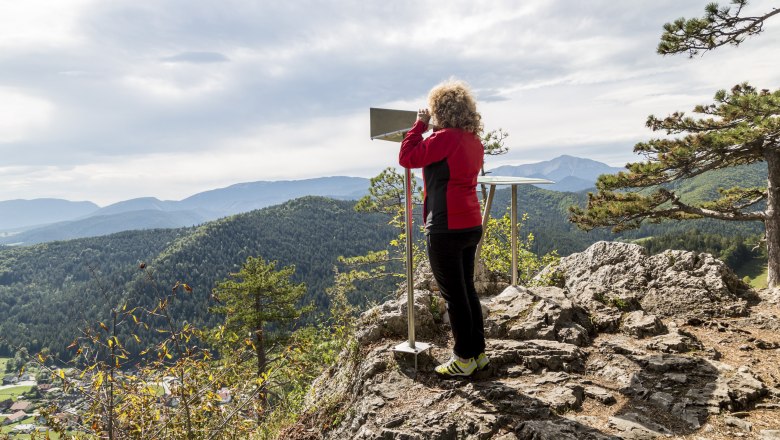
(370, 108, 417, 142)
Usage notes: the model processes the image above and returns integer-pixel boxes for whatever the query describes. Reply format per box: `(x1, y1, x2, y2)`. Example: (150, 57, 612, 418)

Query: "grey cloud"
(161, 52, 229, 63)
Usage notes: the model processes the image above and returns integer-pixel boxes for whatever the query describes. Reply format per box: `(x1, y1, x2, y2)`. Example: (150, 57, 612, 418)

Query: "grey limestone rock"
(490, 338, 588, 373)
(486, 285, 593, 346)
(514, 419, 621, 440)
(761, 430, 780, 440)
(538, 241, 755, 326)
(584, 385, 617, 405)
(645, 327, 704, 353)
(355, 290, 439, 345)
(607, 412, 674, 439)
(621, 310, 668, 339)
(474, 260, 510, 297)
(726, 366, 768, 410)
(539, 384, 585, 411)
(724, 415, 753, 432)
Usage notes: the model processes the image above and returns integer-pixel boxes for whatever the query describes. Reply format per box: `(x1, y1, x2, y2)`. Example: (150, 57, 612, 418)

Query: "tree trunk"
(255, 324, 266, 423)
(254, 288, 267, 421)
(764, 149, 780, 287)
(256, 325, 266, 400)
(480, 165, 488, 205)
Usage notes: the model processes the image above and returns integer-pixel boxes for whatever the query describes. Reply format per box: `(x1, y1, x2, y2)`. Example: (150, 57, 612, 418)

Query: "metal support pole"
(475, 184, 495, 260)
(392, 167, 430, 367)
(511, 184, 518, 286)
(404, 167, 416, 349)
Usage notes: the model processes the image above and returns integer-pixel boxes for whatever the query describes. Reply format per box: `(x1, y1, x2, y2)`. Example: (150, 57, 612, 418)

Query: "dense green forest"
(0, 197, 396, 360)
(638, 229, 764, 269)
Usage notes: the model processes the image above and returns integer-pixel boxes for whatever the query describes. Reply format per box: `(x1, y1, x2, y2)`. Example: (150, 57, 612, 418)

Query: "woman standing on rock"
(399, 79, 488, 377)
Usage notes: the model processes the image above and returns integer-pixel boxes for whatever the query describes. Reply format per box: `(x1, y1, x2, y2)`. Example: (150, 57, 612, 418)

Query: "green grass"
(0, 385, 33, 401)
(0, 416, 64, 439)
(735, 257, 768, 289)
(0, 430, 61, 439)
(2, 433, 63, 440)
(750, 269, 768, 289)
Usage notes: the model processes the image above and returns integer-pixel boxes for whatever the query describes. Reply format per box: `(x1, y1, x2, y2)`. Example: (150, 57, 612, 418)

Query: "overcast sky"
(1, 0, 779, 205)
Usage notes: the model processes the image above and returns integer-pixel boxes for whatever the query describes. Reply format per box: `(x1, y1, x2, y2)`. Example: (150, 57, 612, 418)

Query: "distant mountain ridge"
(0, 176, 371, 244)
(488, 155, 625, 192)
(4, 156, 724, 246)
(0, 199, 99, 231)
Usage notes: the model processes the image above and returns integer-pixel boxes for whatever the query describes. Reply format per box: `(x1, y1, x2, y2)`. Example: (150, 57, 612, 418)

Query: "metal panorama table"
(477, 176, 555, 286)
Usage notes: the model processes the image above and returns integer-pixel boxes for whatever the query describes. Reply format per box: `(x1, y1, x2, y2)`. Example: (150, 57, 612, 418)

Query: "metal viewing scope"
(369, 108, 431, 369)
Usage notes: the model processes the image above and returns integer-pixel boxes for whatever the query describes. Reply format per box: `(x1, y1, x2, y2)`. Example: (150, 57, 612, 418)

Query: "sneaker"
(476, 352, 490, 371)
(435, 355, 477, 377)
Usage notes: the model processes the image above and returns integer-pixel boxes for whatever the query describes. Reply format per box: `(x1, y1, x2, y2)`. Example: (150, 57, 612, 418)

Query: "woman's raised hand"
(417, 108, 431, 124)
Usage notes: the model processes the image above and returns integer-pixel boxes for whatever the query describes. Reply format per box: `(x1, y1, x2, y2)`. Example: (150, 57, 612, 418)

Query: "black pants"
(427, 228, 485, 359)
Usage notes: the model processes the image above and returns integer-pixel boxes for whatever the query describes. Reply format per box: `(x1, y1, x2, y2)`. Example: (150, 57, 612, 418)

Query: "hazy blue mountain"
(0, 209, 206, 245)
(92, 197, 180, 216)
(0, 199, 99, 231)
(488, 155, 624, 192)
(177, 176, 370, 216)
(1, 177, 370, 245)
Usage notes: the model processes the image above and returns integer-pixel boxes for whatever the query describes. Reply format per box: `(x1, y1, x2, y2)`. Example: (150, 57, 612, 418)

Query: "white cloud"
(120, 71, 227, 100)
(0, 0, 94, 50)
(0, 88, 54, 143)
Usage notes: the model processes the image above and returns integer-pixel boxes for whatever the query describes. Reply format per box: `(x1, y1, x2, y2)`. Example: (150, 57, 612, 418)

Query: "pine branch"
(664, 188, 766, 220)
(659, 1, 780, 56)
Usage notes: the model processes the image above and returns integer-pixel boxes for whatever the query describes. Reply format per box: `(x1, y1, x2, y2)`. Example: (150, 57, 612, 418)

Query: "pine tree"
(570, 84, 780, 286)
(658, 0, 780, 57)
(212, 256, 307, 414)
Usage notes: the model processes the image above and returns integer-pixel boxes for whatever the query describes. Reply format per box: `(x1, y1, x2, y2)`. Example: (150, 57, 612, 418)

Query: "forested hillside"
(0, 197, 396, 360)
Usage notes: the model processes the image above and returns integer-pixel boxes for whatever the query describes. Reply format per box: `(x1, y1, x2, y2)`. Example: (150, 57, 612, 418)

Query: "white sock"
(455, 354, 472, 363)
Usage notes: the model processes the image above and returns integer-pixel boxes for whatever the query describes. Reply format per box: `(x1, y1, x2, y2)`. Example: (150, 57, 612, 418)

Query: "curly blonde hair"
(428, 79, 482, 135)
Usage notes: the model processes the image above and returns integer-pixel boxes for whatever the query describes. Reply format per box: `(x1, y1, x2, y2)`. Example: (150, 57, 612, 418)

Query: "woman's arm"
(399, 121, 452, 169)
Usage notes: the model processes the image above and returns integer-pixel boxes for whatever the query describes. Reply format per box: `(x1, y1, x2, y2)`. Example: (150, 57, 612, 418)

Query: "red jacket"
(399, 120, 484, 233)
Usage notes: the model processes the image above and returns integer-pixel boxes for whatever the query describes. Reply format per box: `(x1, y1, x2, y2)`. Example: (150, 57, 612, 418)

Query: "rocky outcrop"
(356, 290, 442, 345)
(288, 241, 780, 440)
(485, 285, 593, 346)
(538, 241, 757, 330)
(620, 310, 667, 339)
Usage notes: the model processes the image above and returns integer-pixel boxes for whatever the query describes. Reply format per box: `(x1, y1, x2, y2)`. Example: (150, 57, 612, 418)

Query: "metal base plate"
(392, 341, 431, 355)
